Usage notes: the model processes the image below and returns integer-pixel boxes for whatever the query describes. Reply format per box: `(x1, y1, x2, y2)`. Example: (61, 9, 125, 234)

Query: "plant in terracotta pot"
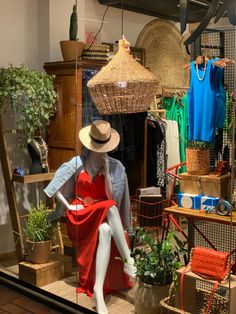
(60, 4, 85, 61)
(131, 227, 184, 314)
(24, 201, 55, 264)
(186, 140, 210, 175)
(0, 64, 57, 173)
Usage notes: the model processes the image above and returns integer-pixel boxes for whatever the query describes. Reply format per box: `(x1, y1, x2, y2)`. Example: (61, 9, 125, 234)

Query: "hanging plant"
(0, 64, 57, 144)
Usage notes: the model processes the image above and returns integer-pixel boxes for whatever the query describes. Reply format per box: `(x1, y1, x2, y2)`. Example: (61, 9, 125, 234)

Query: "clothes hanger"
(183, 55, 235, 69)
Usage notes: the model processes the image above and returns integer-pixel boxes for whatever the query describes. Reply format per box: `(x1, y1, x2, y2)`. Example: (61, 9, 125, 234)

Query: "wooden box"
(19, 254, 72, 287)
(179, 172, 230, 198)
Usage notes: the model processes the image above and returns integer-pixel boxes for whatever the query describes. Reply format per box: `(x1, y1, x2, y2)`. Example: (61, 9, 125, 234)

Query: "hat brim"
(79, 125, 120, 153)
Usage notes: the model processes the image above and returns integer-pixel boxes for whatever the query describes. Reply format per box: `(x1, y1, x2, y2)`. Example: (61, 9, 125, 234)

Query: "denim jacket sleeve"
(109, 157, 132, 234)
(44, 156, 83, 199)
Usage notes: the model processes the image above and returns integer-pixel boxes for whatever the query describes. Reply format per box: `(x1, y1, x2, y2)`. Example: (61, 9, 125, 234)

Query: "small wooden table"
(164, 206, 236, 250)
(164, 206, 236, 226)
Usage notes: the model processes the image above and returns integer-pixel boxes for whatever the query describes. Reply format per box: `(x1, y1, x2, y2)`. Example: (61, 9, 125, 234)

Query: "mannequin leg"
(93, 223, 111, 314)
(107, 205, 136, 278)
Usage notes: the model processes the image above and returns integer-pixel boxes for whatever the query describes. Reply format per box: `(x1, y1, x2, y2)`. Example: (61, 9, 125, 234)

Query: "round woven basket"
(136, 19, 190, 94)
(186, 148, 210, 175)
(87, 39, 159, 115)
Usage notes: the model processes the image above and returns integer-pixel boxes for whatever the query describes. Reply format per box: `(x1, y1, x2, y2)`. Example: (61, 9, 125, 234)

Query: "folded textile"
(84, 44, 110, 52)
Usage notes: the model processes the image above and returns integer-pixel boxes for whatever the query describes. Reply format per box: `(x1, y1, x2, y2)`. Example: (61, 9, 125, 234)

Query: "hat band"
(89, 132, 111, 144)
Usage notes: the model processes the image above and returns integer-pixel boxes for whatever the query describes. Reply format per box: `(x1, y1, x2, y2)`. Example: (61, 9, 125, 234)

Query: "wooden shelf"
(12, 172, 55, 184)
(164, 206, 236, 226)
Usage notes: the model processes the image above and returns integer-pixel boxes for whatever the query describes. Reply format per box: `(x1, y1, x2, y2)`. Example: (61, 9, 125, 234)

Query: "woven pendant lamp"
(87, 38, 159, 115)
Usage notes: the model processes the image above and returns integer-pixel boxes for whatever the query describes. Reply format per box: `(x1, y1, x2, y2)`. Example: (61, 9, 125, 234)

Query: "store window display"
(44, 120, 135, 314)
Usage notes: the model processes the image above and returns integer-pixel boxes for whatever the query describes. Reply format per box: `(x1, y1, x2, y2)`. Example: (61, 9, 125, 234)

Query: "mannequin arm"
(102, 155, 113, 200)
(55, 191, 84, 211)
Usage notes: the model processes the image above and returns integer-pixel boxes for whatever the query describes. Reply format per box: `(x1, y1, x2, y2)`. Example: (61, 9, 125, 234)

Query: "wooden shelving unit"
(0, 117, 56, 262)
(12, 172, 55, 184)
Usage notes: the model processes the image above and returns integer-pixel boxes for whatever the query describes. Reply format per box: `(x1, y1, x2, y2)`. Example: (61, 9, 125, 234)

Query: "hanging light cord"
(121, 0, 124, 37)
(86, 6, 109, 50)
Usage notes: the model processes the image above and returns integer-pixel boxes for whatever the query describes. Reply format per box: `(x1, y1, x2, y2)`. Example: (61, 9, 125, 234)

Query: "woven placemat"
(136, 19, 190, 94)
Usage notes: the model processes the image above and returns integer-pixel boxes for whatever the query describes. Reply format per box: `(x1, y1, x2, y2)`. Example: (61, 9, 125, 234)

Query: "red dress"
(66, 170, 132, 297)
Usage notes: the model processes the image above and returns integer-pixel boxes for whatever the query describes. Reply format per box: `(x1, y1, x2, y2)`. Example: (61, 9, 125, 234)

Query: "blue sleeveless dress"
(188, 60, 216, 143)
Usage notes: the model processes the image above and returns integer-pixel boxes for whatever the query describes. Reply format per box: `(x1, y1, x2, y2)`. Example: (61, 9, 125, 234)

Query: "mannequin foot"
(93, 288, 108, 314)
(124, 257, 137, 279)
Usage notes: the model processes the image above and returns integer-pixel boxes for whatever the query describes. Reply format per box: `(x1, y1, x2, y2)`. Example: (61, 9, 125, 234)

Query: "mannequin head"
(79, 120, 120, 153)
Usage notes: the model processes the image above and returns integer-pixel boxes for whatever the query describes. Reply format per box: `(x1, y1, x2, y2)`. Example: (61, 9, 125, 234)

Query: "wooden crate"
(19, 254, 72, 287)
(179, 172, 230, 198)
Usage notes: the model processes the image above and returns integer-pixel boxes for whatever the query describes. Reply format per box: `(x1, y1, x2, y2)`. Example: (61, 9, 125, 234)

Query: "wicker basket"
(160, 289, 229, 314)
(87, 39, 159, 115)
(160, 297, 190, 314)
(186, 147, 210, 175)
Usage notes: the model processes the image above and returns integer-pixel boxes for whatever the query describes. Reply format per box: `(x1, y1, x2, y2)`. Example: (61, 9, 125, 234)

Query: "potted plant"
(0, 64, 57, 143)
(186, 140, 210, 175)
(60, 4, 85, 61)
(0, 64, 57, 173)
(24, 201, 55, 264)
(131, 227, 184, 314)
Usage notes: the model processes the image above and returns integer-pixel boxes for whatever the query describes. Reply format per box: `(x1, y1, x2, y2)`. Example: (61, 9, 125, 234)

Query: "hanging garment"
(146, 117, 166, 187)
(164, 95, 188, 173)
(188, 60, 217, 143)
(211, 61, 226, 129)
(165, 120, 181, 168)
(156, 120, 167, 187)
(66, 171, 132, 297)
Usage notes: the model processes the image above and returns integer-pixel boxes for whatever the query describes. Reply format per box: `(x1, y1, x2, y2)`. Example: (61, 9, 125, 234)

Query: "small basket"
(160, 297, 190, 314)
(159, 289, 229, 314)
(87, 39, 159, 115)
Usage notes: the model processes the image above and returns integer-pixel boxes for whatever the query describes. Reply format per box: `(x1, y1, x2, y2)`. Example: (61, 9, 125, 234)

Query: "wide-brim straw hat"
(79, 120, 120, 153)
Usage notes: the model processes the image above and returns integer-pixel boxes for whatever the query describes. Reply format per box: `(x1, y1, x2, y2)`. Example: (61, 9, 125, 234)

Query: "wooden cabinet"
(44, 60, 105, 170)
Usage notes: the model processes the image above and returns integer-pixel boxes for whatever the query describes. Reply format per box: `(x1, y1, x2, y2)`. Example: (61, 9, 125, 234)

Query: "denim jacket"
(44, 153, 132, 234)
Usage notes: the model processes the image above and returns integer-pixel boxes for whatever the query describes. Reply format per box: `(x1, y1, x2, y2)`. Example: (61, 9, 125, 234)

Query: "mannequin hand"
(100, 154, 110, 176)
(68, 204, 84, 211)
(83, 196, 94, 205)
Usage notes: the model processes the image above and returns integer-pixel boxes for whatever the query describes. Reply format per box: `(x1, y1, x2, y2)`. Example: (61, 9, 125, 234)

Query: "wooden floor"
(0, 282, 61, 314)
(0, 255, 135, 314)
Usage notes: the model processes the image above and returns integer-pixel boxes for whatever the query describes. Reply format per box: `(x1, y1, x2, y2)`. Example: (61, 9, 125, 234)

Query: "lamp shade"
(87, 39, 159, 115)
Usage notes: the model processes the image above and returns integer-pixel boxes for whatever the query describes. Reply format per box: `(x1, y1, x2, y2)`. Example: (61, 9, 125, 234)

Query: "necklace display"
(195, 60, 207, 81)
(32, 137, 49, 170)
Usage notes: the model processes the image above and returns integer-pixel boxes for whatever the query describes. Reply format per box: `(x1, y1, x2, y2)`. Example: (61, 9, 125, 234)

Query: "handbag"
(180, 247, 231, 314)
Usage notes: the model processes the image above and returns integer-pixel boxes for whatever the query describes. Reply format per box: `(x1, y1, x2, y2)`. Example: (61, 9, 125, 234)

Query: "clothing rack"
(155, 86, 189, 105)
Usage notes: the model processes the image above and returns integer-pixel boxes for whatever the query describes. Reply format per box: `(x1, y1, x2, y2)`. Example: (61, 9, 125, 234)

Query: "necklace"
(195, 60, 207, 81)
(32, 137, 49, 170)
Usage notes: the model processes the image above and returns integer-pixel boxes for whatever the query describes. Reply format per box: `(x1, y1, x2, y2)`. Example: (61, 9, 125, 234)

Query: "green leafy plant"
(24, 202, 55, 242)
(187, 140, 210, 149)
(0, 64, 57, 143)
(131, 227, 185, 286)
(69, 4, 78, 40)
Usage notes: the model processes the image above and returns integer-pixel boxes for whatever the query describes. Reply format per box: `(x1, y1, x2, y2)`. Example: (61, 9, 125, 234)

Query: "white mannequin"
(55, 151, 136, 314)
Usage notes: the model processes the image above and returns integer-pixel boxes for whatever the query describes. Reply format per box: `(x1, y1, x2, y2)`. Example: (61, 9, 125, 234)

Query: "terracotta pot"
(26, 240, 51, 264)
(133, 281, 170, 314)
(186, 148, 210, 175)
(60, 41, 85, 61)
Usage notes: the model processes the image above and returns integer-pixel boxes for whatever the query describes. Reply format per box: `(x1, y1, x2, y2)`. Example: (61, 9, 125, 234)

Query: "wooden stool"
(175, 267, 236, 314)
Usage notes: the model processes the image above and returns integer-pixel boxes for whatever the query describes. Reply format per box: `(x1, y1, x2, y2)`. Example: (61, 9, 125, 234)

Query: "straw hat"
(79, 120, 120, 153)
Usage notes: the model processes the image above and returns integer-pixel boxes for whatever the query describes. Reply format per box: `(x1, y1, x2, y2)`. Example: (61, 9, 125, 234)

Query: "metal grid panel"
(189, 29, 236, 311)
